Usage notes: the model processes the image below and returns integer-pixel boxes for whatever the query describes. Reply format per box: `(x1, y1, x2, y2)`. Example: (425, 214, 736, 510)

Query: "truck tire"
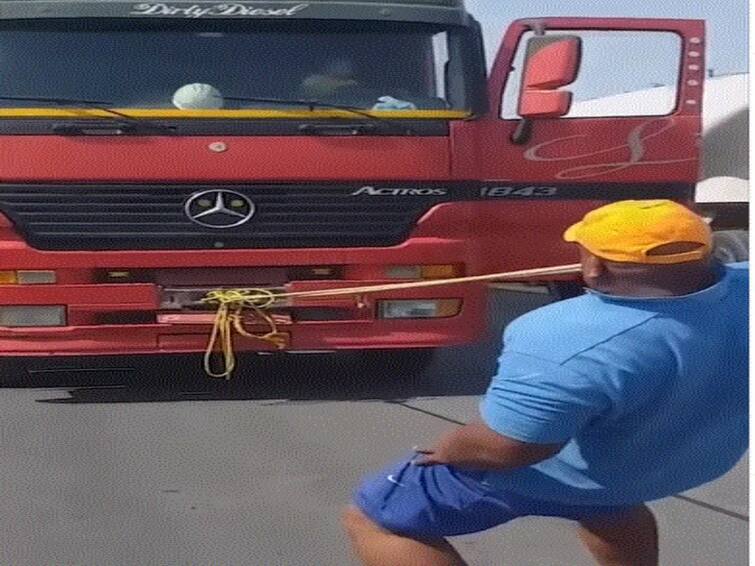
(0, 359, 28, 387)
(354, 348, 436, 379)
(713, 230, 749, 263)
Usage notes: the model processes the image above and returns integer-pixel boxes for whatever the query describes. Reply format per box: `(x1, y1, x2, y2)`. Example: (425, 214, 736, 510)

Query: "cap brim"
(563, 222, 582, 242)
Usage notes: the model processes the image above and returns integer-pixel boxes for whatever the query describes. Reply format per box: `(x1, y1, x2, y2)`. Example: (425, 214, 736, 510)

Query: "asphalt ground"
(0, 289, 747, 565)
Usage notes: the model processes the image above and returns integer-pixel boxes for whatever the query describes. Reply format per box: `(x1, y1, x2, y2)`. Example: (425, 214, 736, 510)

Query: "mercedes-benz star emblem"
(184, 190, 256, 228)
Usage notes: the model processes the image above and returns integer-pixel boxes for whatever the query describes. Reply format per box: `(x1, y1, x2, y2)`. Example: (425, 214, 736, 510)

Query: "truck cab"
(0, 1, 708, 374)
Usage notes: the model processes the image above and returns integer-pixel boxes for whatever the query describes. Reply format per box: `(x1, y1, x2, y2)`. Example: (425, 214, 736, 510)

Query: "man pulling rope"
(342, 200, 748, 566)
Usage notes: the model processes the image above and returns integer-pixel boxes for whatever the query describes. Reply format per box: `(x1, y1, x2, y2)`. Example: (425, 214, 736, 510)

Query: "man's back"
(481, 262, 748, 506)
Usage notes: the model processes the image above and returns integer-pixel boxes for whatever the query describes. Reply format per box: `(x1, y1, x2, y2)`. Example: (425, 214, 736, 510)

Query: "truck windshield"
(0, 19, 474, 117)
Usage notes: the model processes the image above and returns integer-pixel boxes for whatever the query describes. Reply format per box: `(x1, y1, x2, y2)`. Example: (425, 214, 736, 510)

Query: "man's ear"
(579, 247, 605, 280)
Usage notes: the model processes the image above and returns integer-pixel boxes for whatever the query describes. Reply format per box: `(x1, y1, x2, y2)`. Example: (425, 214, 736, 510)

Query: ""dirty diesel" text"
(130, 3, 310, 18)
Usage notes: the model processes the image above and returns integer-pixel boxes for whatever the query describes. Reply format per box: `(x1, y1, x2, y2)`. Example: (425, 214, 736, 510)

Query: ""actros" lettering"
(352, 187, 448, 196)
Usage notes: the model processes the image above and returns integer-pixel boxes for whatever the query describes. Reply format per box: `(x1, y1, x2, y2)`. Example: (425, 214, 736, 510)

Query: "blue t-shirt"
(480, 262, 748, 506)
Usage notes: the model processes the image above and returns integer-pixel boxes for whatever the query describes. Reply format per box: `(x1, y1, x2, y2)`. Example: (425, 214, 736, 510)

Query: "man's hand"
(413, 441, 456, 467)
(413, 420, 564, 470)
(413, 448, 440, 465)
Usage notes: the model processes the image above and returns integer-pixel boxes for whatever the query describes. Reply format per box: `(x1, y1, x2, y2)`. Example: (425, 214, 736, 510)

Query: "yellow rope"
(200, 263, 583, 379)
(200, 288, 287, 378)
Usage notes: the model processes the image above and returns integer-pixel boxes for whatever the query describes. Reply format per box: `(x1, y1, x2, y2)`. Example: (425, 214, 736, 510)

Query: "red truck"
(0, 1, 707, 378)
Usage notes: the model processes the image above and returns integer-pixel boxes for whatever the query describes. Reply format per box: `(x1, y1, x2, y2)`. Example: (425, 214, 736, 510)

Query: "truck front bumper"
(0, 281, 488, 357)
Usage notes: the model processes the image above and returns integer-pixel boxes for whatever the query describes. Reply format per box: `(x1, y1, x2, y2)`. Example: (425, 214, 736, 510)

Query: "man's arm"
(414, 419, 564, 470)
(416, 334, 610, 470)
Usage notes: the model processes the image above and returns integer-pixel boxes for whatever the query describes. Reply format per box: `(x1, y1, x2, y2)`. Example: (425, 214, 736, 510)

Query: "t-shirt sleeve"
(480, 351, 611, 444)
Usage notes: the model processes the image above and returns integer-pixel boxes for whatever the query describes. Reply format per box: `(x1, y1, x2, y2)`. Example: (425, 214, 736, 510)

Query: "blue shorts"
(354, 456, 633, 539)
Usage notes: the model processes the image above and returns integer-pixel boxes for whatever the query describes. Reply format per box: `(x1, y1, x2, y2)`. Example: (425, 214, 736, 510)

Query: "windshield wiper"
(0, 95, 174, 134)
(223, 95, 417, 135)
(0, 94, 419, 135)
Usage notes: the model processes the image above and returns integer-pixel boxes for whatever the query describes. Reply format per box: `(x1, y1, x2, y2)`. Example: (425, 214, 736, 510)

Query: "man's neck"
(598, 268, 719, 298)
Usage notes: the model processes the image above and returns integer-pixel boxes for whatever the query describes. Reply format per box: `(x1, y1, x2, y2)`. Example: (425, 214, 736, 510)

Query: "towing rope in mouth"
(199, 263, 583, 379)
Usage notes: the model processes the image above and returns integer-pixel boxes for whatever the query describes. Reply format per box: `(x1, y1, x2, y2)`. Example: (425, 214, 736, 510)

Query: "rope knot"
(201, 288, 277, 308)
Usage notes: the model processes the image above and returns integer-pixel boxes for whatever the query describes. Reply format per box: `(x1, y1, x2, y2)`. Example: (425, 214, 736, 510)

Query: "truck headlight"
(0, 271, 57, 285)
(378, 299, 461, 319)
(0, 306, 66, 327)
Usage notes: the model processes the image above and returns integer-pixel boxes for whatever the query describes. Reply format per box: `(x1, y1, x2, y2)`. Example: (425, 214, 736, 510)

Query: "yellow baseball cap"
(563, 200, 712, 264)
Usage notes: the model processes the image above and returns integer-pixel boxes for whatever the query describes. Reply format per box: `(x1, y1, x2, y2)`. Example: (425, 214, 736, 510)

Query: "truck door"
(458, 18, 705, 201)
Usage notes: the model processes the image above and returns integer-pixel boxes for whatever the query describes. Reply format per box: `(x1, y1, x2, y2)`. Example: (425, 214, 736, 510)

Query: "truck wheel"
(354, 348, 436, 378)
(0, 359, 28, 387)
(713, 230, 749, 263)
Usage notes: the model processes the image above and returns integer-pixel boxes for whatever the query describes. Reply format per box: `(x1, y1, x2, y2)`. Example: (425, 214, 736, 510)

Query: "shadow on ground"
(17, 345, 496, 404)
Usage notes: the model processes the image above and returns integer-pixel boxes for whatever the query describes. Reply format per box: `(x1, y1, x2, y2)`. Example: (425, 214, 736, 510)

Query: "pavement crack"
(671, 494, 748, 522)
(391, 401, 466, 426)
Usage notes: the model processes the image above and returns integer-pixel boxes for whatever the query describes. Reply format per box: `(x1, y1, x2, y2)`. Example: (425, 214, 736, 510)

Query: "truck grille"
(0, 185, 449, 251)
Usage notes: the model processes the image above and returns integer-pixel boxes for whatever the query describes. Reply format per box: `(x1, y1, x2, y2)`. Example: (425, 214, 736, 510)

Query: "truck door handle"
(52, 123, 135, 135)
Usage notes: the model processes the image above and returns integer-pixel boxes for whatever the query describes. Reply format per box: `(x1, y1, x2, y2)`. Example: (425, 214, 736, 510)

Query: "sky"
(465, 0, 748, 101)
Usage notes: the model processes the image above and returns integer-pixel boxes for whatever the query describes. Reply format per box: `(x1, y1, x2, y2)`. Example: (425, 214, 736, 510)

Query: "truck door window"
(501, 31, 683, 119)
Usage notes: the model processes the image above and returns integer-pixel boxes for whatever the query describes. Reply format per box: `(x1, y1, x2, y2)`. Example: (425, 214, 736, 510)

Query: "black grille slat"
(34, 222, 405, 230)
(9, 202, 417, 211)
(9, 202, 188, 210)
(5, 195, 366, 203)
(35, 232, 403, 238)
(21, 212, 411, 222)
(0, 184, 445, 250)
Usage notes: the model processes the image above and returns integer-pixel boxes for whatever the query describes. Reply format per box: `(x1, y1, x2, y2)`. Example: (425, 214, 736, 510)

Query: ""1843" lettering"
(480, 186, 558, 197)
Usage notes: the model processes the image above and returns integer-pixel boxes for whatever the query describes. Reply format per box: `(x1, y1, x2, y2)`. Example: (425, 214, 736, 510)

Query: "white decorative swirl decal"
(131, 3, 310, 18)
(524, 118, 696, 180)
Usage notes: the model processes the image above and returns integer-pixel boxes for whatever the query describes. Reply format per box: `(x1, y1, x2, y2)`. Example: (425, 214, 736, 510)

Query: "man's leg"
(576, 505, 658, 566)
(342, 505, 468, 566)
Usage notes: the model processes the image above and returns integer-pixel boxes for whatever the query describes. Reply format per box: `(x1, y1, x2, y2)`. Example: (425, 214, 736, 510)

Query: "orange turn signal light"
(0, 271, 17, 284)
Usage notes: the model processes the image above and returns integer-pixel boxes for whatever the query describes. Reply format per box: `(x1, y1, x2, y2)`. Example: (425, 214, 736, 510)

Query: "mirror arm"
(521, 19, 547, 37)
(510, 118, 534, 145)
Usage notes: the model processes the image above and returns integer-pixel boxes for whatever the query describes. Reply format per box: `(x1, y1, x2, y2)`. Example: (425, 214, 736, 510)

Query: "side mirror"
(517, 35, 582, 119)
